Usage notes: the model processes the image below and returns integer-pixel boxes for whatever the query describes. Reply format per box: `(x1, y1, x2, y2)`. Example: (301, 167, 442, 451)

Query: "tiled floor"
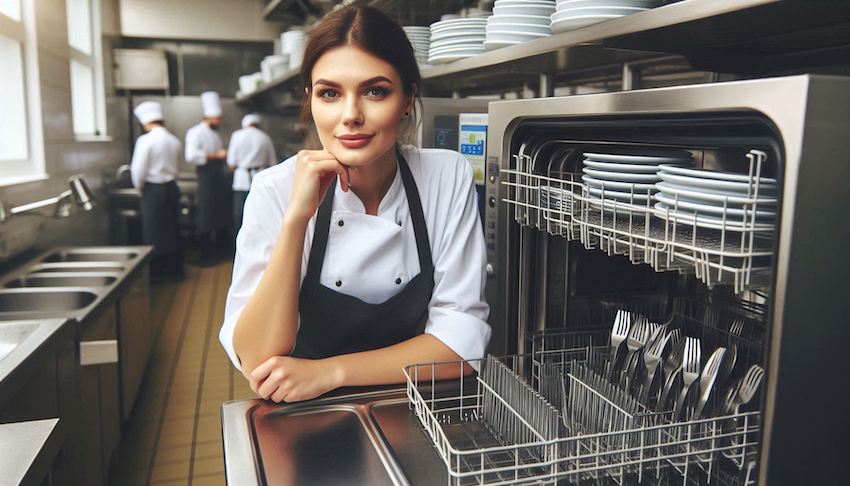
(110, 260, 254, 485)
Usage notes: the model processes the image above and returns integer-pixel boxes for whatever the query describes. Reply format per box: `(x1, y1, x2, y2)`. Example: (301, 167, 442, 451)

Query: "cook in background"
(227, 113, 277, 237)
(185, 91, 231, 264)
(130, 101, 183, 279)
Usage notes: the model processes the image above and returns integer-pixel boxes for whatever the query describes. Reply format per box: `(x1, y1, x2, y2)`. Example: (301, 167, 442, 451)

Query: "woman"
(220, 4, 490, 403)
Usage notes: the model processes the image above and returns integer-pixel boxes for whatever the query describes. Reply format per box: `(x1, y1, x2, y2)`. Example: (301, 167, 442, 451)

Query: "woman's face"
(309, 44, 413, 167)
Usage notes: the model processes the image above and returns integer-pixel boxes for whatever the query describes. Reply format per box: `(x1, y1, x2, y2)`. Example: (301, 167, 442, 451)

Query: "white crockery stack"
(485, 0, 556, 50)
(428, 16, 489, 64)
(280, 29, 307, 71)
(403, 26, 432, 68)
(551, 0, 662, 34)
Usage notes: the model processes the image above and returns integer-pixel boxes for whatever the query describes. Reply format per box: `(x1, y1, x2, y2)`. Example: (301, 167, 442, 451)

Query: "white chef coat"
(185, 122, 224, 166)
(130, 126, 182, 189)
(226, 126, 277, 191)
(219, 145, 491, 371)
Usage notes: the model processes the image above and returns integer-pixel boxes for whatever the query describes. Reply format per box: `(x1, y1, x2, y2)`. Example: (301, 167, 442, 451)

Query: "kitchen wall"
(0, 0, 130, 261)
(119, 0, 282, 41)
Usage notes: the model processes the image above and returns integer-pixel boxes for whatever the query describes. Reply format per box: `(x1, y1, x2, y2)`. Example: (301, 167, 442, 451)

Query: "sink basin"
(29, 263, 126, 273)
(42, 249, 138, 263)
(5, 274, 118, 288)
(0, 290, 98, 313)
(0, 322, 38, 362)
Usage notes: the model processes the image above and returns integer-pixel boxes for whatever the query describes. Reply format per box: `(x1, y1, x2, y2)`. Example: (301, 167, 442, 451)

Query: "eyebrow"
(313, 76, 394, 88)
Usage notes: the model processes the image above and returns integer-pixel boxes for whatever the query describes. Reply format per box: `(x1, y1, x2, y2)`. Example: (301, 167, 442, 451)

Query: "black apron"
(196, 159, 231, 234)
(140, 181, 181, 256)
(292, 151, 435, 359)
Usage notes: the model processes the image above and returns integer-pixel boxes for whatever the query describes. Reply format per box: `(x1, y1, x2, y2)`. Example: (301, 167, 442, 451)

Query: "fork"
(692, 347, 727, 420)
(717, 319, 744, 391)
(638, 328, 672, 406)
(673, 337, 701, 419)
(627, 322, 664, 393)
(730, 365, 765, 414)
(607, 310, 631, 379)
(656, 337, 686, 412)
(620, 317, 650, 388)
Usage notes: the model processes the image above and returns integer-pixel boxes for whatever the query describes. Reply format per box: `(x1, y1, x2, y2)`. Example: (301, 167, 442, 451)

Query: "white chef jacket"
(185, 122, 224, 166)
(219, 145, 491, 371)
(130, 126, 182, 189)
(226, 126, 277, 191)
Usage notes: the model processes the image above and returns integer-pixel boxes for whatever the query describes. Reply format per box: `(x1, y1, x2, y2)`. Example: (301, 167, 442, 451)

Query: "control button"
(489, 175, 496, 184)
(488, 197, 496, 208)
(486, 263, 494, 277)
(335, 280, 342, 287)
(338, 220, 345, 227)
(395, 277, 402, 285)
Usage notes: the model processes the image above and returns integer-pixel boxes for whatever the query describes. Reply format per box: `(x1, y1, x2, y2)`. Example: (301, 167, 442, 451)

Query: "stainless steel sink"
(28, 262, 126, 273)
(42, 249, 138, 263)
(5, 273, 118, 288)
(0, 290, 98, 312)
(0, 322, 38, 362)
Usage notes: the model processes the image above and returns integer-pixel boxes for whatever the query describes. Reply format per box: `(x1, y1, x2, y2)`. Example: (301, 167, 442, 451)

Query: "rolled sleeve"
(184, 127, 207, 166)
(424, 154, 491, 364)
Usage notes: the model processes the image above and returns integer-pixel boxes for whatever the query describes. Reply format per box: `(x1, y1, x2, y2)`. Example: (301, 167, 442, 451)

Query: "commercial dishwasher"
(222, 75, 850, 485)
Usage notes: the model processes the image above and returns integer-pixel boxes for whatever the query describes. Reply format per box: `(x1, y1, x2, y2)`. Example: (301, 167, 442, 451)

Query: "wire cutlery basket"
(501, 149, 775, 293)
(405, 330, 760, 485)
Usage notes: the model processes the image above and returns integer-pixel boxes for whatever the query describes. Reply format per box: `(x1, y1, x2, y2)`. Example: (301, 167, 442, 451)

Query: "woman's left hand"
(249, 356, 344, 403)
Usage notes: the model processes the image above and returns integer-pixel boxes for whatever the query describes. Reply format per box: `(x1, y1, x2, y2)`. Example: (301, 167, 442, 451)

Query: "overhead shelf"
(243, 0, 850, 106)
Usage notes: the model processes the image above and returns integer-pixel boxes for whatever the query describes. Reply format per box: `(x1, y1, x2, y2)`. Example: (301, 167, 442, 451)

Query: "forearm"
(326, 334, 474, 388)
(233, 216, 307, 373)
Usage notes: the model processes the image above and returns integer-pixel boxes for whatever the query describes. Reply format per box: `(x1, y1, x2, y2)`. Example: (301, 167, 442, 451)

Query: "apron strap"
(304, 148, 433, 282)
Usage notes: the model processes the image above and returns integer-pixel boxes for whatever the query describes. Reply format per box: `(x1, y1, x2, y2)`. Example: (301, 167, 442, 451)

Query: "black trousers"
(141, 181, 182, 274)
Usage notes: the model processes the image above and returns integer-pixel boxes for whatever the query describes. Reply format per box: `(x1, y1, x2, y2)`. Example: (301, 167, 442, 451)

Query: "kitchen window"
(67, 0, 107, 138)
(0, 0, 44, 186)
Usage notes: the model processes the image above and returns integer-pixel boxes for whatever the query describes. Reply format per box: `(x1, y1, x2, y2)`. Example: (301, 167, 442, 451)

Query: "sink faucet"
(0, 176, 96, 223)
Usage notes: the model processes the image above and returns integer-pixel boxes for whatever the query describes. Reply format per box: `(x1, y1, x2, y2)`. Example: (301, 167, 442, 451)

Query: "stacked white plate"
(581, 151, 693, 204)
(238, 72, 264, 95)
(551, 0, 660, 34)
(403, 26, 431, 67)
(429, 17, 489, 64)
(260, 54, 289, 83)
(280, 30, 306, 71)
(654, 165, 778, 230)
(485, 0, 555, 50)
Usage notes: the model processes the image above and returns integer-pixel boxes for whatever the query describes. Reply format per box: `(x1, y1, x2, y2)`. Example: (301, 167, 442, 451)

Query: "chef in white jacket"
(130, 101, 183, 277)
(185, 91, 230, 261)
(227, 113, 277, 235)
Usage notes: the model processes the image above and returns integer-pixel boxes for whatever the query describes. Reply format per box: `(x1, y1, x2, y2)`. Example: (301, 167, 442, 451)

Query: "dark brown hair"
(297, 4, 422, 145)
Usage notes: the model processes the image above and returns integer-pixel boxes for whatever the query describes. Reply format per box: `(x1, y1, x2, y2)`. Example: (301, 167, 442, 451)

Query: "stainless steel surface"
(0, 322, 38, 362)
(42, 248, 138, 262)
(0, 418, 63, 486)
(0, 289, 98, 313)
(29, 262, 126, 273)
(4, 176, 96, 220)
(693, 346, 726, 420)
(0, 320, 67, 378)
(5, 273, 118, 288)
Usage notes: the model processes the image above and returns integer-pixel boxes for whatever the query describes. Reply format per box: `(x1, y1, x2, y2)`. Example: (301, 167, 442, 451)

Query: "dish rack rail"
(500, 149, 775, 293)
(405, 331, 760, 485)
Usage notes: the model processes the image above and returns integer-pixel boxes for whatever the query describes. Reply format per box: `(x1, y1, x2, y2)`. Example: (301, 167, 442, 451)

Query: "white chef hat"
(242, 114, 262, 128)
(200, 91, 222, 117)
(133, 101, 163, 125)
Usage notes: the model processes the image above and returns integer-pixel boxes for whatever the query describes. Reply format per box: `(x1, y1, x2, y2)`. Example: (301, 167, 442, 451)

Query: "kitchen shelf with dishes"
(406, 301, 764, 485)
(501, 147, 777, 294)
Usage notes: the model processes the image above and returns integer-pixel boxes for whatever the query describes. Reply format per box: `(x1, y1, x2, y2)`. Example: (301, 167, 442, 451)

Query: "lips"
(336, 133, 374, 149)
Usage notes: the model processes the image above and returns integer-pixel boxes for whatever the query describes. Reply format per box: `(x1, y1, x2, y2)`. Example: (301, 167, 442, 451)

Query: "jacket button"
(338, 220, 344, 227)
(395, 278, 402, 285)
(335, 280, 342, 287)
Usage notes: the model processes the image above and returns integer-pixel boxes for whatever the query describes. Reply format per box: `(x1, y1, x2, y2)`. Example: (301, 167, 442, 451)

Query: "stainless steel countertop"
(0, 418, 63, 486)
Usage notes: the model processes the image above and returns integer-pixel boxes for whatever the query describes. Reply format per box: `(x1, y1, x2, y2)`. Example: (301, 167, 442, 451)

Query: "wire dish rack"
(501, 149, 775, 293)
(404, 331, 760, 485)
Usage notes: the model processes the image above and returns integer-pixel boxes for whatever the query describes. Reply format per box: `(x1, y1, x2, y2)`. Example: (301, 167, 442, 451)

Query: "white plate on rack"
(430, 29, 487, 41)
(428, 52, 482, 64)
(557, 0, 661, 9)
(654, 202, 776, 231)
(658, 172, 778, 194)
(583, 160, 674, 173)
(484, 39, 523, 49)
(658, 164, 778, 184)
(655, 181, 778, 205)
(430, 36, 485, 48)
(582, 175, 656, 192)
(582, 167, 660, 182)
(487, 23, 552, 35)
(587, 186, 654, 202)
(584, 151, 693, 164)
(488, 14, 552, 26)
(553, 5, 646, 17)
(655, 192, 777, 219)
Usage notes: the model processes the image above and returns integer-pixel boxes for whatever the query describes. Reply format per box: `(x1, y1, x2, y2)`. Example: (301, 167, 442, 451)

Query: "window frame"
(67, 0, 108, 139)
(0, 0, 46, 186)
